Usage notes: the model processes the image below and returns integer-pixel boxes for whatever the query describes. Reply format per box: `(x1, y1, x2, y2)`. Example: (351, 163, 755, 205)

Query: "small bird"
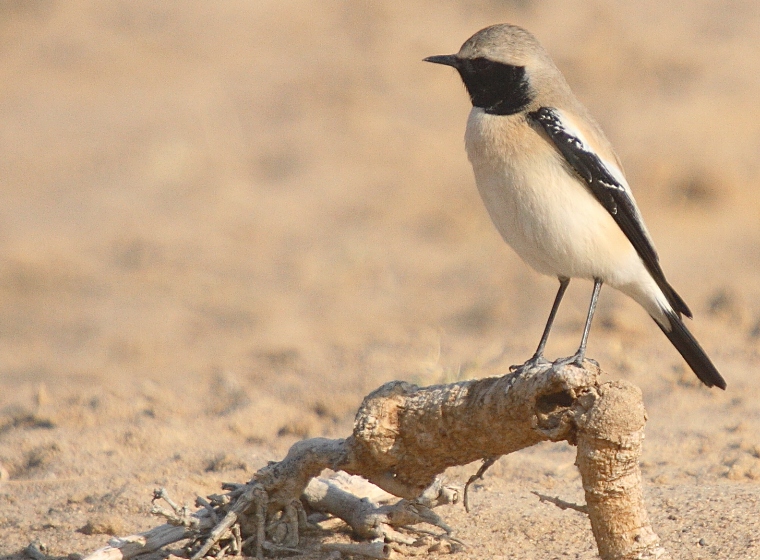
(425, 23, 726, 389)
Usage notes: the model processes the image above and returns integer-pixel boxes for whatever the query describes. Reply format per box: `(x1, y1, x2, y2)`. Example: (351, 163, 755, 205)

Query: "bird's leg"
(512, 277, 569, 371)
(534, 277, 570, 359)
(557, 278, 602, 368)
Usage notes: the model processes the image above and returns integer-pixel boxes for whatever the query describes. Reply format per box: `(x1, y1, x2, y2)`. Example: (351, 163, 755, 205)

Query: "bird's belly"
(472, 156, 638, 282)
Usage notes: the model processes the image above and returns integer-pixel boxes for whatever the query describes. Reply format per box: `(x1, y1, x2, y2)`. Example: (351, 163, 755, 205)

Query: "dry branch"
(83, 524, 200, 560)
(575, 382, 669, 559)
(83, 360, 669, 560)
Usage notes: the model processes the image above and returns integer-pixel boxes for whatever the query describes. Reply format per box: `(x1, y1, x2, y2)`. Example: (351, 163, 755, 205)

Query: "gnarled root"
(82, 360, 669, 560)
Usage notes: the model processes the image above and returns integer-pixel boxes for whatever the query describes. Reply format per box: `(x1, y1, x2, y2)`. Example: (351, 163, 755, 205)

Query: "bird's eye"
(469, 57, 494, 71)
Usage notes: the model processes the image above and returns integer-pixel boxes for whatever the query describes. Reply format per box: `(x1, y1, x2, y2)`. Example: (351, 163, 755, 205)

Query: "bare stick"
(83, 524, 199, 560)
(190, 484, 258, 560)
(533, 491, 588, 514)
(303, 477, 452, 541)
(463, 457, 497, 513)
(252, 486, 267, 559)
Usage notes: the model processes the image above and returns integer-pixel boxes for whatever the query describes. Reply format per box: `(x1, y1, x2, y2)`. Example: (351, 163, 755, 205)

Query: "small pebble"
(698, 538, 707, 547)
(25, 541, 47, 560)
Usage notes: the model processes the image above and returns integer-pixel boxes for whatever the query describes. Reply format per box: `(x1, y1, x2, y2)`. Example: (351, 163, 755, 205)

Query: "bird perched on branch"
(425, 23, 726, 389)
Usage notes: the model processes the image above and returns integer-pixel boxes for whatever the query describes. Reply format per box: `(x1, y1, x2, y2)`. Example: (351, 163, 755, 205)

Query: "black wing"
(528, 106, 691, 318)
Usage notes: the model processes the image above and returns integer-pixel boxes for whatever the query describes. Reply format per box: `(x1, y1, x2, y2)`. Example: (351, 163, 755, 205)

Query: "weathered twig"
(189, 484, 262, 560)
(463, 456, 497, 513)
(83, 524, 202, 560)
(533, 490, 589, 514)
(302, 477, 454, 543)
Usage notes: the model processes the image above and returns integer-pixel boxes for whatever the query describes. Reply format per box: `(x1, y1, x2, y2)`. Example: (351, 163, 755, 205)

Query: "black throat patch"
(456, 57, 533, 115)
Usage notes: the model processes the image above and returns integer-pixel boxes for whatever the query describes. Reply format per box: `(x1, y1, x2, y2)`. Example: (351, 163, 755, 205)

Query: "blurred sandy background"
(1, 1, 760, 558)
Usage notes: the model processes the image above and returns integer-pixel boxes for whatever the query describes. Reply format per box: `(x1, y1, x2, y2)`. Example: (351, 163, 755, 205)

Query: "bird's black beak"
(423, 54, 460, 68)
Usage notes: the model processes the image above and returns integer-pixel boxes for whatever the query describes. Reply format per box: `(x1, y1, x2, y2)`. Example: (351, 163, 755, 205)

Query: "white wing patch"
(548, 109, 629, 193)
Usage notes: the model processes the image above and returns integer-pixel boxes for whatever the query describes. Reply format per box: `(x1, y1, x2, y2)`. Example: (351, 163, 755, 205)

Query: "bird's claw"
(510, 354, 551, 373)
(551, 352, 595, 369)
(510, 353, 598, 374)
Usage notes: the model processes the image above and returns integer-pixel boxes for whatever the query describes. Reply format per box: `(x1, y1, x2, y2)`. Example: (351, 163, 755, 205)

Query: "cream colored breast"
(464, 108, 638, 281)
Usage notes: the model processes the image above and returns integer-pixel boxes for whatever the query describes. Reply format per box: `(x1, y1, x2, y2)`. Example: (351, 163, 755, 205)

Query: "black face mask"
(456, 57, 534, 115)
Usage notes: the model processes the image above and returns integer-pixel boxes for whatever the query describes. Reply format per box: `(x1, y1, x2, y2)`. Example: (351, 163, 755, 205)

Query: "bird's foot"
(510, 353, 551, 373)
(553, 353, 582, 368)
(552, 352, 598, 369)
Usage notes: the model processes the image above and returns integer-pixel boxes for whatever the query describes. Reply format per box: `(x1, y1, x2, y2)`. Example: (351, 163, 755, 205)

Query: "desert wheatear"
(425, 24, 725, 389)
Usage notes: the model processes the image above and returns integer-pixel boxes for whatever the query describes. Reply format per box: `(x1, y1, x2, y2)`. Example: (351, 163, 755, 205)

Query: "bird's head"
(425, 24, 560, 116)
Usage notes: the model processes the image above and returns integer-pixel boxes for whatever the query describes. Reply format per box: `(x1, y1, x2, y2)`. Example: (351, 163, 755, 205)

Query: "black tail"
(656, 310, 726, 390)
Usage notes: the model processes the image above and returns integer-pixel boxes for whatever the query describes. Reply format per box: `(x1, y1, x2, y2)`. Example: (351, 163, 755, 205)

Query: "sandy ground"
(1, 1, 760, 558)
